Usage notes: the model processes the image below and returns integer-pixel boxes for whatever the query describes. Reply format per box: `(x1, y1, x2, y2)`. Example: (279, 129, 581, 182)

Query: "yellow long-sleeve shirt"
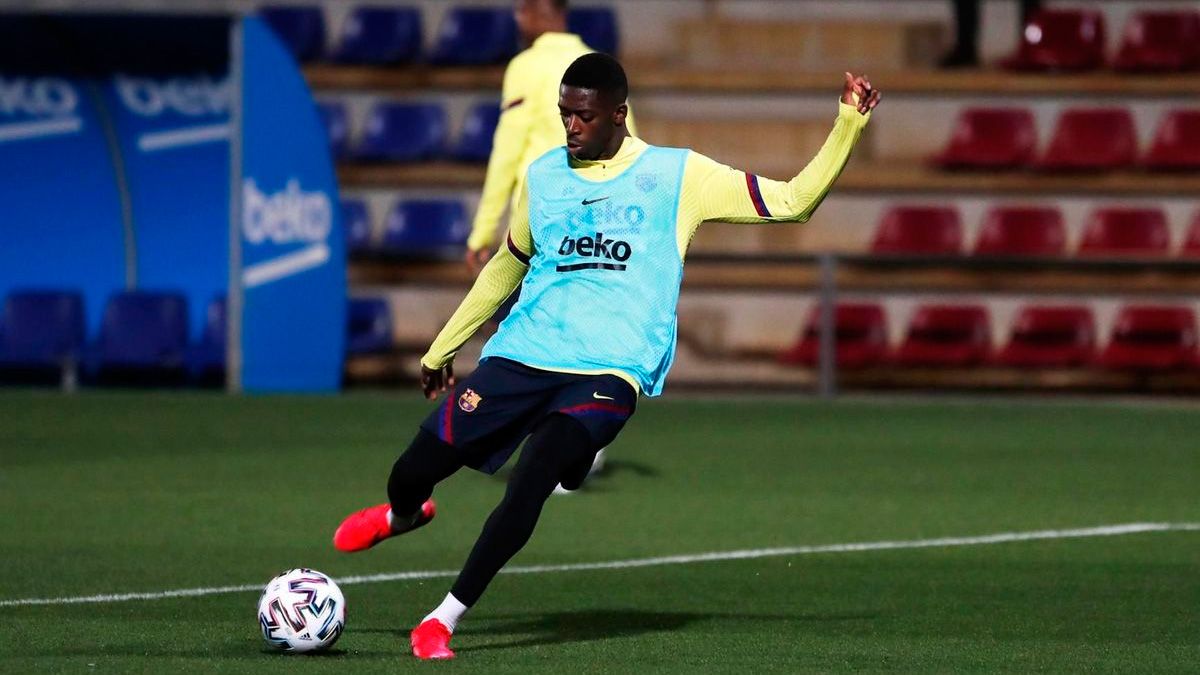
(427, 101, 871, 392)
(468, 31, 636, 252)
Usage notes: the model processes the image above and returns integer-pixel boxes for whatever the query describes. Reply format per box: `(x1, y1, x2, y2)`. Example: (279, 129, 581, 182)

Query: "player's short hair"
(561, 53, 628, 103)
(552, 0, 568, 9)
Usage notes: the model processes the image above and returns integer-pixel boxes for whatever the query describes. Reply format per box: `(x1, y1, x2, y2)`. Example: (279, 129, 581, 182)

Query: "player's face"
(513, 0, 554, 45)
(558, 85, 621, 161)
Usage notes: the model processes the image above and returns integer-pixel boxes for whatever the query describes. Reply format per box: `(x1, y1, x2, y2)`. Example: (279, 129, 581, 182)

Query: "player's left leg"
(411, 413, 594, 659)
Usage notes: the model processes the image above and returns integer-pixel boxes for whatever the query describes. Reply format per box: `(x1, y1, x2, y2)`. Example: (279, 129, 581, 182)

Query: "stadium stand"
(430, 7, 518, 66)
(355, 102, 446, 162)
(1113, 10, 1200, 73)
(341, 198, 373, 255)
(932, 107, 1037, 170)
(316, 100, 350, 159)
(1098, 305, 1197, 370)
(996, 305, 1096, 368)
(259, 5, 326, 62)
(346, 297, 393, 355)
(778, 303, 888, 368)
(1036, 108, 1138, 172)
(1076, 208, 1170, 258)
(332, 6, 422, 65)
(870, 206, 963, 256)
(381, 199, 470, 258)
(0, 290, 85, 377)
(972, 206, 1066, 257)
(1144, 110, 1200, 171)
(1001, 8, 1106, 72)
(568, 6, 619, 55)
(92, 291, 190, 382)
(1182, 212, 1200, 258)
(452, 101, 501, 163)
(893, 304, 992, 367)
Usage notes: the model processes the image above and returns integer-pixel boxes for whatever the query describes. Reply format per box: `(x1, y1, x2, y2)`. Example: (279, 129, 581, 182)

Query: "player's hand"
(420, 362, 455, 400)
(465, 247, 492, 276)
(842, 72, 881, 115)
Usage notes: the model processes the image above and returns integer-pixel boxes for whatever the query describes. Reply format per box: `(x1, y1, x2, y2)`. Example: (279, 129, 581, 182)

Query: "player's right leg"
(332, 429, 462, 552)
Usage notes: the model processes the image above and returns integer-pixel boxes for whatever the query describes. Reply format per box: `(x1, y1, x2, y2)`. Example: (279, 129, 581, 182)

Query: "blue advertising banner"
(0, 75, 127, 335)
(237, 16, 345, 392)
(103, 74, 231, 339)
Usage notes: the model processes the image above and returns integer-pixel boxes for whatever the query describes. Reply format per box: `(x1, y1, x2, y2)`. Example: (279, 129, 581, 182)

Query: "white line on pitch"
(4, 522, 1198, 608)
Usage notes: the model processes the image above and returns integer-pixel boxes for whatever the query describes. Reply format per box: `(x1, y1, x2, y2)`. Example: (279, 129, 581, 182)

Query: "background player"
(333, 54, 880, 661)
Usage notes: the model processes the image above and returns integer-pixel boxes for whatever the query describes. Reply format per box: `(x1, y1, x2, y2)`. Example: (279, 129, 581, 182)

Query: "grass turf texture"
(1, 391, 1198, 672)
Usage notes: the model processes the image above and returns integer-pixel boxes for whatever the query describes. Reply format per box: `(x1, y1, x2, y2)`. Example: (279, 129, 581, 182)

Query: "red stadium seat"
(778, 303, 888, 369)
(1037, 108, 1138, 172)
(973, 206, 1066, 257)
(870, 206, 963, 255)
(1113, 10, 1200, 73)
(1143, 110, 1200, 171)
(1077, 208, 1170, 258)
(893, 304, 990, 367)
(1099, 305, 1198, 371)
(932, 108, 1037, 170)
(1181, 211, 1200, 258)
(997, 306, 1095, 368)
(1002, 8, 1106, 72)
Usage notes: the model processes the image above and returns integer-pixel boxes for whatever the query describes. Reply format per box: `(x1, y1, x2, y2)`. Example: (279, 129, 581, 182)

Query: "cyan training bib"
(481, 143, 689, 396)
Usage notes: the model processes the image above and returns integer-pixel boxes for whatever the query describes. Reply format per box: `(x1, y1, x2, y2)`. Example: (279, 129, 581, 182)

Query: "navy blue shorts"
(420, 357, 637, 474)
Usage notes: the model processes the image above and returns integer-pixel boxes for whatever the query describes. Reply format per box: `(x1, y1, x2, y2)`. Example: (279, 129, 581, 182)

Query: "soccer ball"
(257, 568, 346, 653)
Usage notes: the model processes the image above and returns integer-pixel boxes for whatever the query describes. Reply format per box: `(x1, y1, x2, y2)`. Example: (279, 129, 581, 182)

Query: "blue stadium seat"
(94, 291, 189, 379)
(430, 7, 518, 65)
(0, 290, 85, 372)
(453, 101, 501, 162)
(260, 5, 327, 62)
(334, 6, 422, 64)
(316, 100, 350, 159)
(346, 297, 393, 355)
(382, 199, 470, 257)
(341, 198, 372, 254)
(569, 7, 619, 55)
(190, 296, 226, 385)
(355, 102, 447, 161)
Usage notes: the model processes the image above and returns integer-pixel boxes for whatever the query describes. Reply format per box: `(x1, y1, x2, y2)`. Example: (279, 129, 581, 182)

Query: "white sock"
(422, 593, 469, 633)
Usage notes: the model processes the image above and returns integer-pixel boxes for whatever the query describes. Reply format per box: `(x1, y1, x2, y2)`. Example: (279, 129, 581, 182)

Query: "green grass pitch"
(2, 391, 1198, 672)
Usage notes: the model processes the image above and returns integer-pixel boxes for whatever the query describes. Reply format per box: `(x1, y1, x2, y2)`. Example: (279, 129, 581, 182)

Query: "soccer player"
(468, 0, 636, 491)
(333, 54, 880, 660)
(466, 0, 636, 274)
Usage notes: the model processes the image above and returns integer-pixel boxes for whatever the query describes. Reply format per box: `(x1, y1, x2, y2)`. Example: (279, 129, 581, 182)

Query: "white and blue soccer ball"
(257, 568, 346, 653)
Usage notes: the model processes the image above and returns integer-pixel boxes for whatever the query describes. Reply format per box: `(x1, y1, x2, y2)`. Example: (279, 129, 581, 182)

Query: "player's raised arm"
(683, 73, 880, 230)
(421, 184, 536, 399)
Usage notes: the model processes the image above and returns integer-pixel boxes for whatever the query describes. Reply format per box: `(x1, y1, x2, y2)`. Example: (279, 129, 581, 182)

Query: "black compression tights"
(386, 414, 595, 608)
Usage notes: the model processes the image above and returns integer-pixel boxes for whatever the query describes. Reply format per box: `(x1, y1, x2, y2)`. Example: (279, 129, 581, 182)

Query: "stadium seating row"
(342, 198, 469, 257)
(1003, 8, 1200, 73)
(318, 99, 499, 162)
(261, 4, 617, 65)
(0, 291, 394, 386)
(780, 303, 1198, 371)
(873, 205, 1200, 259)
(935, 107, 1200, 172)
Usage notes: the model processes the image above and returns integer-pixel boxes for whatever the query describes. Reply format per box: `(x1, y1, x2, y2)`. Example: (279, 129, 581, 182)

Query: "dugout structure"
(0, 11, 344, 392)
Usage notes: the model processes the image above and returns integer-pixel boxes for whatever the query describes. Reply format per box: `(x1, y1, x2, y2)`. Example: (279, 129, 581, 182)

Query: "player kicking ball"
(333, 53, 880, 660)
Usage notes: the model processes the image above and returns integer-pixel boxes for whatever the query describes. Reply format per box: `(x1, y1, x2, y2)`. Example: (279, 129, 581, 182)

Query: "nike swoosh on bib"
(592, 392, 615, 400)
(581, 197, 610, 206)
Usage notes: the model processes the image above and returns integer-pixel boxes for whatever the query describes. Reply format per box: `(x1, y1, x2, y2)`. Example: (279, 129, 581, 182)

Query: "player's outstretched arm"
(422, 184, 536, 400)
(683, 73, 879, 231)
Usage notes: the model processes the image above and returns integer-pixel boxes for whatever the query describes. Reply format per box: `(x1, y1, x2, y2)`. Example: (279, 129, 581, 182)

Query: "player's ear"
(612, 102, 628, 127)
